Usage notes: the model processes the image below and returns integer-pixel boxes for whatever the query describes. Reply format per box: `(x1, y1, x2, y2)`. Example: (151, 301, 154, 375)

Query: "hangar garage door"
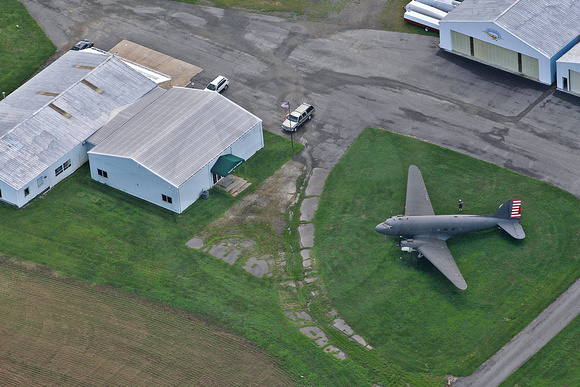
(473, 37, 518, 72)
(451, 31, 539, 80)
(570, 69, 580, 94)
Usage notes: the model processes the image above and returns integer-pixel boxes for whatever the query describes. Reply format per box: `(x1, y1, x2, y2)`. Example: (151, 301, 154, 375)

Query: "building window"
(0, 189, 2, 198)
(97, 169, 108, 178)
(37, 177, 44, 187)
(63, 159, 71, 170)
(55, 165, 63, 176)
(162, 194, 173, 204)
(24, 187, 30, 196)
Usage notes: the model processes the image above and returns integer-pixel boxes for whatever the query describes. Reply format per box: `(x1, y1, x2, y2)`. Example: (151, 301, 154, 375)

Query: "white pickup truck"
(282, 103, 314, 132)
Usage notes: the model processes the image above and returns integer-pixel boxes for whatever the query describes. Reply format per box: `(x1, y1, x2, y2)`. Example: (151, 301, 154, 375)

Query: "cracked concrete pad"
(305, 168, 330, 197)
(285, 311, 297, 320)
(209, 244, 239, 264)
(186, 237, 204, 249)
(324, 345, 347, 360)
(298, 223, 315, 248)
(300, 196, 320, 222)
(299, 326, 326, 340)
(296, 311, 312, 321)
(316, 337, 329, 347)
(333, 318, 354, 336)
(350, 334, 367, 347)
(244, 257, 269, 277)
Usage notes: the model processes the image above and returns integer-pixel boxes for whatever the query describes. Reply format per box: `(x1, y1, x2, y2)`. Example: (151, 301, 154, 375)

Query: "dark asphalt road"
(23, 1, 580, 385)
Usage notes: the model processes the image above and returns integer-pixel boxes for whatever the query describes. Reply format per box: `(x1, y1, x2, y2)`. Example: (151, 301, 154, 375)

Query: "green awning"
(211, 154, 245, 177)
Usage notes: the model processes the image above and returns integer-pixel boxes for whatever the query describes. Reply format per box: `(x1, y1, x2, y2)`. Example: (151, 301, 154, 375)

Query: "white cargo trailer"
(415, 0, 457, 13)
(404, 10, 440, 32)
(406, 1, 448, 20)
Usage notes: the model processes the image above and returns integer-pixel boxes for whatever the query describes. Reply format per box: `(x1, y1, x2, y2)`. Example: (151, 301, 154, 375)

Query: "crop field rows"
(0, 264, 292, 386)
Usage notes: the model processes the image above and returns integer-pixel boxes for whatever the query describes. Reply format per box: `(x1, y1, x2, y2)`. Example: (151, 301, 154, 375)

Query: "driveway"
(25, 0, 579, 197)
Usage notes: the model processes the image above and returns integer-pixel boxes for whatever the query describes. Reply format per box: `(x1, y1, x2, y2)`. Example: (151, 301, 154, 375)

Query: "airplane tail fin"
(492, 199, 522, 220)
(492, 200, 525, 239)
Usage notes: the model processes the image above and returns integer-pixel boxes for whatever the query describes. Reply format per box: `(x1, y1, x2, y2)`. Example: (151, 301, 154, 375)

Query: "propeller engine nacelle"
(398, 239, 427, 253)
(399, 239, 417, 252)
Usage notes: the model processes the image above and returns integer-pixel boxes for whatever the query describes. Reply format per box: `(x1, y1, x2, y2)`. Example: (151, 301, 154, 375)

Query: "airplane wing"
(415, 238, 467, 290)
(405, 165, 435, 216)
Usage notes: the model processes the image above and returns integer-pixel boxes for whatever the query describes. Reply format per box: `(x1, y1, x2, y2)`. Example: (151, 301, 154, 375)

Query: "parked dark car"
(71, 39, 94, 51)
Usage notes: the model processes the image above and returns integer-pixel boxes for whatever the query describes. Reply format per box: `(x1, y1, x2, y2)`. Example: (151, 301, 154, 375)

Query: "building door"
(212, 173, 223, 185)
(473, 37, 518, 73)
(570, 69, 580, 94)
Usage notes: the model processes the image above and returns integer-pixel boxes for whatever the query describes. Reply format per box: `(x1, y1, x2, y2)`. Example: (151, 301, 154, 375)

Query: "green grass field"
(175, 0, 438, 35)
(0, 0, 55, 95)
(313, 128, 580, 378)
(501, 314, 580, 386)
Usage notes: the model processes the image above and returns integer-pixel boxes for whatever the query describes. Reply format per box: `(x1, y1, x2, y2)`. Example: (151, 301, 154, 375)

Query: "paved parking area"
(25, 0, 579, 197)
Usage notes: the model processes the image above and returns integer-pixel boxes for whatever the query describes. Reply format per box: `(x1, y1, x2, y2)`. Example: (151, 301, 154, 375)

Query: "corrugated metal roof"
(558, 42, 580, 63)
(0, 50, 110, 135)
(442, 0, 580, 57)
(89, 88, 262, 187)
(0, 51, 159, 190)
(87, 87, 167, 146)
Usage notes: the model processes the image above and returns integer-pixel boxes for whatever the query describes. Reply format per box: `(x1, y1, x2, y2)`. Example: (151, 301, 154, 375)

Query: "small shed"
(87, 87, 263, 213)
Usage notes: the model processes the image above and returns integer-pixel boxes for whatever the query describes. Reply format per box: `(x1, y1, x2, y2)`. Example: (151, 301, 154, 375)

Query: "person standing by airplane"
(458, 199, 463, 213)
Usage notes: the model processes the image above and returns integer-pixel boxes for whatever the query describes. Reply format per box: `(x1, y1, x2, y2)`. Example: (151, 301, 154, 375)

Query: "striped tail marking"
(511, 200, 521, 218)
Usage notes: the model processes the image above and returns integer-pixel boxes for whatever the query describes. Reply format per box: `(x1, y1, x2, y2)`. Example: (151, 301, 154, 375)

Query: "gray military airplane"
(375, 165, 525, 290)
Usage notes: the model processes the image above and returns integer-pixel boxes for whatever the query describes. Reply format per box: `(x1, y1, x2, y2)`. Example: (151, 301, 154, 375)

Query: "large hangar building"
(87, 87, 263, 214)
(1, 48, 263, 213)
(439, 0, 580, 85)
(0, 50, 159, 208)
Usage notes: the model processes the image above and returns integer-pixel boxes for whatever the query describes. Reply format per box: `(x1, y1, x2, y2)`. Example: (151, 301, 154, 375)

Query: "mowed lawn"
(0, 133, 350, 385)
(0, 264, 292, 386)
(313, 128, 580, 377)
(0, 0, 55, 95)
(174, 0, 438, 35)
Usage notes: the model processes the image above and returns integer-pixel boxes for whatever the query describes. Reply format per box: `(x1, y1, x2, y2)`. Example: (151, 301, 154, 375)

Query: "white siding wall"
(88, 122, 263, 214)
(440, 21, 551, 83)
(178, 121, 264, 213)
(556, 61, 580, 95)
(0, 142, 88, 208)
(230, 122, 264, 161)
(88, 153, 180, 212)
(178, 166, 212, 213)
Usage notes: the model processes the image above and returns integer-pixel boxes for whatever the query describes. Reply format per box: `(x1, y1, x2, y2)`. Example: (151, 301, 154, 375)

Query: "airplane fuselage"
(375, 214, 507, 240)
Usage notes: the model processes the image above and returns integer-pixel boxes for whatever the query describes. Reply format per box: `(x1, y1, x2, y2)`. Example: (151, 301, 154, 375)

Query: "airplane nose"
(375, 223, 386, 234)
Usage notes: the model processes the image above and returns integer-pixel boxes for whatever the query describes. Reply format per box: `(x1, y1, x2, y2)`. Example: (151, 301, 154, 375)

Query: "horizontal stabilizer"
(498, 221, 525, 239)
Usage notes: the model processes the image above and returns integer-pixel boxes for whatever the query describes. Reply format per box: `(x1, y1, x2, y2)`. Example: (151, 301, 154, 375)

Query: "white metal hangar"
(87, 87, 264, 214)
(439, 0, 580, 85)
(0, 49, 161, 208)
(556, 42, 580, 96)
